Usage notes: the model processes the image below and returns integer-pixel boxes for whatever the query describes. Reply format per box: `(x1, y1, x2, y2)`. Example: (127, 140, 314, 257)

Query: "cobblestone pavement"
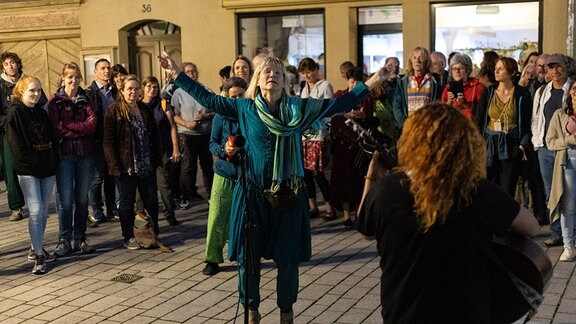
(0, 186, 575, 323)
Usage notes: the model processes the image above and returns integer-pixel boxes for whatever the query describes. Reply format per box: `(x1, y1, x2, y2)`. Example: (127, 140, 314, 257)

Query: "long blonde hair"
(396, 103, 486, 231)
(116, 74, 140, 120)
(245, 56, 292, 100)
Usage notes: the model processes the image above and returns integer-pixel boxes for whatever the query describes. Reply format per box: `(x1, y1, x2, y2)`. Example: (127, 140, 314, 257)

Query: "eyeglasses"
(451, 67, 466, 72)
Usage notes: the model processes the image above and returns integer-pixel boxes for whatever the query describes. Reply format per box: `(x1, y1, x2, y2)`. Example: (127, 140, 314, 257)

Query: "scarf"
(254, 94, 325, 192)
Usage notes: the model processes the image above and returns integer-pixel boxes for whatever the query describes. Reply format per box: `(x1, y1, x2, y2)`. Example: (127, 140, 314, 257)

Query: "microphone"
(225, 134, 245, 162)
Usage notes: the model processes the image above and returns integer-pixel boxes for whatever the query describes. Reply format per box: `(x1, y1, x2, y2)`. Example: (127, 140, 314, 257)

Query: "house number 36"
(142, 4, 152, 12)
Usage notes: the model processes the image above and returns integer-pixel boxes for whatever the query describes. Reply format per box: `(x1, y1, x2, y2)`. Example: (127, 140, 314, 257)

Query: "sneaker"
(90, 209, 106, 223)
(32, 255, 47, 275)
(202, 262, 220, 275)
(27, 248, 55, 262)
(560, 246, 576, 261)
(179, 199, 191, 209)
(543, 236, 563, 247)
(73, 240, 96, 254)
(53, 239, 72, 257)
(123, 238, 141, 250)
(9, 208, 24, 221)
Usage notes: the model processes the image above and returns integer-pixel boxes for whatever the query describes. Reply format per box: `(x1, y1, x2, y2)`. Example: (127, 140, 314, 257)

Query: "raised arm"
(158, 52, 240, 119)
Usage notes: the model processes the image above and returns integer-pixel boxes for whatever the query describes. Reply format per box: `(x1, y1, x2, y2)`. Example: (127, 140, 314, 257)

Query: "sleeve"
(6, 109, 31, 169)
(324, 82, 334, 99)
(392, 79, 405, 128)
(546, 111, 576, 151)
(61, 98, 97, 136)
(519, 91, 533, 148)
(47, 98, 77, 139)
(174, 72, 240, 119)
(102, 106, 121, 176)
(209, 114, 226, 159)
(441, 84, 449, 102)
(531, 86, 544, 140)
(479, 181, 521, 236)
(320, 81, 369, 117)
(357, 176, 395, 238)
(475, 87, 490, 131)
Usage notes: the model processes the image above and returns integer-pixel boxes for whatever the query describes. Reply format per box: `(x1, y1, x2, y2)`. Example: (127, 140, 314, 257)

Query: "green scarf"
(254, 94, 326, 192)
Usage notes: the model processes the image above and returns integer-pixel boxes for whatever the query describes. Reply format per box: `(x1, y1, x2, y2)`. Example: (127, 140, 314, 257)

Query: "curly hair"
(396, 103, 487, 231)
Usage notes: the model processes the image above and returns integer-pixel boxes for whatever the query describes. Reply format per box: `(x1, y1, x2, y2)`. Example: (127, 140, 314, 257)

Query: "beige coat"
(545, 109, 576, 223)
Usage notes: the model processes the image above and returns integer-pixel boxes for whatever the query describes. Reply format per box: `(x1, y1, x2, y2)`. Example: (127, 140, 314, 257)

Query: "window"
(238, 11, 325, 68)
(433, 1, 540, 66)
(358, 6, 403, 74)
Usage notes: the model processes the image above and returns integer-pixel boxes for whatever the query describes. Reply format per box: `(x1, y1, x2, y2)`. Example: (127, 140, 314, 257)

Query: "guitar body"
(491, 232, 553, 323)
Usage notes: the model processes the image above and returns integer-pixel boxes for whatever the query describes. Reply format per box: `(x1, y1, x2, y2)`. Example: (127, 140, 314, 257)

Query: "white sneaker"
(560, 246, 576, 262)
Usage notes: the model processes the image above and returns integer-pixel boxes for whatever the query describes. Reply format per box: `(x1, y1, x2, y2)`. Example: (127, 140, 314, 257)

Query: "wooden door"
(129, 34, 181, 87)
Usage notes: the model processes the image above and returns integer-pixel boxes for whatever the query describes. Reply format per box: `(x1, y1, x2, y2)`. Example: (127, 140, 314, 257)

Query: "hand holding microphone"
(225, 134, 245, 162)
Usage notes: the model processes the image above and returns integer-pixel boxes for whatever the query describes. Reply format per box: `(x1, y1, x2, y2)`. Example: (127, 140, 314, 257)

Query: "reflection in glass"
(434, 2, 539, 68)
(239, 13, 324, 67)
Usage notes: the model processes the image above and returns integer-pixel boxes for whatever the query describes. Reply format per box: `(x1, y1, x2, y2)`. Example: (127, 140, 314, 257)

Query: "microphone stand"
(237, 150, 256, 324)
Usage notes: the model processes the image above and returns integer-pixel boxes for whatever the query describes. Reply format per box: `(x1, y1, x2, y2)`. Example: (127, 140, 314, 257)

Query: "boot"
(248, 309, 261, 324)
(280, 310, 294, 324)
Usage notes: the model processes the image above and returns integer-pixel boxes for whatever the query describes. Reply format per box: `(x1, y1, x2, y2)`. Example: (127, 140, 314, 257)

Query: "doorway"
(127, 21, 181, 87)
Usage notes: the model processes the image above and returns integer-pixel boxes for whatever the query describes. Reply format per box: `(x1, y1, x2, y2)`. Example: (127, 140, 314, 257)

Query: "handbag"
(262, 186, 298, 211)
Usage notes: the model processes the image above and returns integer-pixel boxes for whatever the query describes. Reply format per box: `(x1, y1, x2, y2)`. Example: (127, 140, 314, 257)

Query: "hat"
(547, 53, 568, 67)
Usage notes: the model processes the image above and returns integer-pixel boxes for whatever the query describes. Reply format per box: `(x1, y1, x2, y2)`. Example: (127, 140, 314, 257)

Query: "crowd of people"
(0, 44, 574, 322)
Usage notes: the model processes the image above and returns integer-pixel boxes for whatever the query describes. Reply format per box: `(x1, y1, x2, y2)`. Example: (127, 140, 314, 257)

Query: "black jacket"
(85, 80, 117, 156)
(1, 77, 48, 132)
(6, 100, 59, 178)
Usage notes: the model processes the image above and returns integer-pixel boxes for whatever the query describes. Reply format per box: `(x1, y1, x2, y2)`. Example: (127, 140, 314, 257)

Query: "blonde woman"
(7, 76, 59, 274)
(159, 52, 388, 324)
(357, 103, 539, 322)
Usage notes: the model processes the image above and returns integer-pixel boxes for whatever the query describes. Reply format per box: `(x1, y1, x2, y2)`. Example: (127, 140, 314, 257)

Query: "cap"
(547, 53, 568, 67)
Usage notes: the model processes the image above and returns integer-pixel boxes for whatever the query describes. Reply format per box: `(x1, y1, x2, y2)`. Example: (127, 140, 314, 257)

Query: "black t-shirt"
(357, 173, 519, 323)
(543, 87, 564, 142)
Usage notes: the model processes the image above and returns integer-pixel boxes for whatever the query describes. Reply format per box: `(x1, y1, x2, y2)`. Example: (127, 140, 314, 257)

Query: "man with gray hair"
(430, 51, 449, 91)
(532, 53, 575, 247)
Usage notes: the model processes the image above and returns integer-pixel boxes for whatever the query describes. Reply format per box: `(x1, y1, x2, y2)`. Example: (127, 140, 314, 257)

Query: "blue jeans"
(89, 155, 119, 219)
(561, 149, 576, 248)
(56, 155, 94, 241)
(18, 175, 56, 254)
(538, 148, 561, 236)
(117, 173, 160, 240)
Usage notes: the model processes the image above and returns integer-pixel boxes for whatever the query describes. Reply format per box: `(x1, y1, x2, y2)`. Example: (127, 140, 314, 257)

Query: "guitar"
(329, 114, 397, 170)
(331, 116, 552, 322)
(491, 231, 553, 323)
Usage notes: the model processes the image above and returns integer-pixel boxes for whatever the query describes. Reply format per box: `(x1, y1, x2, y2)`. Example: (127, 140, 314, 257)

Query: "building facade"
(0, 0, 572, 93)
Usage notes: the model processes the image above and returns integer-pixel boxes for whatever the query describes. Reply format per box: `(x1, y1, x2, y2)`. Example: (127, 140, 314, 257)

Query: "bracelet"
(364, 176, 376, 181)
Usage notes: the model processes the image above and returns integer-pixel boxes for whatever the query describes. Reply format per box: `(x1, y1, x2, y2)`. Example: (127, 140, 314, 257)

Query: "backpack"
(134, 211, 173, 252)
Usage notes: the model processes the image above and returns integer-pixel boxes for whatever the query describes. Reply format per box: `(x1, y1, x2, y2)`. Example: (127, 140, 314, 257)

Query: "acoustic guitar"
(491, 232, 553, 323)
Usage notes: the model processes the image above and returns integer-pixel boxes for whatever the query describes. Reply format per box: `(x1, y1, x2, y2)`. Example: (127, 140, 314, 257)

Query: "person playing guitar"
(356, 103, 546, 323)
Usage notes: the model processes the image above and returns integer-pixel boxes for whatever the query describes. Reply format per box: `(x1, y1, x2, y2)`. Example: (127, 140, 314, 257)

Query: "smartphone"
(449, 81, 464, 96)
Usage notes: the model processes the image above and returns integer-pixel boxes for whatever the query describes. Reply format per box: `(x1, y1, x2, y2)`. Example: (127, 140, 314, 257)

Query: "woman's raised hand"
(364, 66, 390, 90)
(158, 51, 181, 78)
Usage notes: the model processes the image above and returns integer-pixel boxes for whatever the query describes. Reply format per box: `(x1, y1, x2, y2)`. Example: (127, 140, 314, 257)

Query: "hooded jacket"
(6, 99, 59, 178)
